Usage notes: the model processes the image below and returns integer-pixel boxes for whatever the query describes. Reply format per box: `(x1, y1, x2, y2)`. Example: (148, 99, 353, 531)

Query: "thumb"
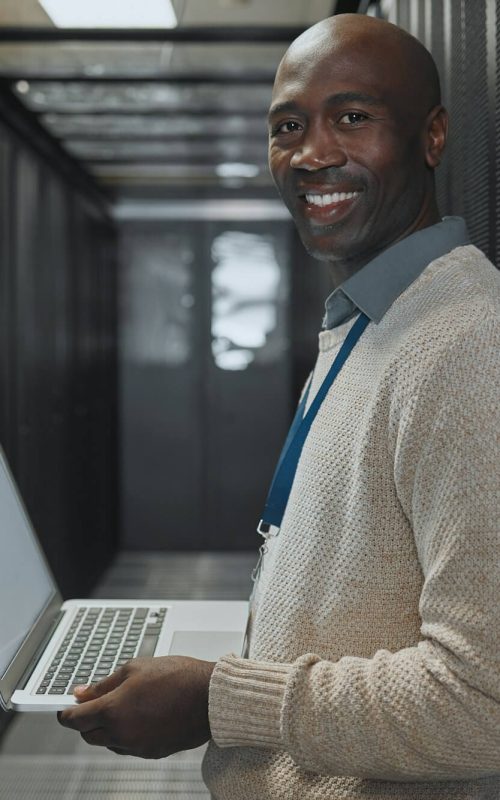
(74, 668, 126, 702)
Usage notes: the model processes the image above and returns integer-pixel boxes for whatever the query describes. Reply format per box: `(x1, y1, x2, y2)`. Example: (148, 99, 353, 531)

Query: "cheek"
(360, 140, 420, 197)
(268, 148, 287, 183)
(383, 132, 426, 177)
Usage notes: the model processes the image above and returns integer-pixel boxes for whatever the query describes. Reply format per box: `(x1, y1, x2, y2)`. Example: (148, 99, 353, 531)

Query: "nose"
(289, 124, 346, 171)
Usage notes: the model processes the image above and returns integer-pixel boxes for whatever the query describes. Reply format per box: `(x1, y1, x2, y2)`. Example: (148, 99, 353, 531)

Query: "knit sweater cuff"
(208, 654, 292, 749)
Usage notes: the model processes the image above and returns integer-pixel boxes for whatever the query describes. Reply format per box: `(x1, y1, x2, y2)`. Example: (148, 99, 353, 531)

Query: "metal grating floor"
(0, 551, 255, 799)
(94, 551, 255, 601)
(0, 755, 211, 799)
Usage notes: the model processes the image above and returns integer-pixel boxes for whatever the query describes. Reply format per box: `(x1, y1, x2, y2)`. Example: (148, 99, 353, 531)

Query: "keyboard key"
(33, 606, 163, 699)
(137, 634, 159, 658)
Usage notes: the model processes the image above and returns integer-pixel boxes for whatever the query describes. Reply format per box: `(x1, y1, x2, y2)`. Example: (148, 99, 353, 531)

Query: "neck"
(327, 198, 441, 290)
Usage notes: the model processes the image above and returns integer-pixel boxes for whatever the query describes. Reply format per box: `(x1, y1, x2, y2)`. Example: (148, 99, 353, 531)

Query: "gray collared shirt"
(323, 217, 470, 329)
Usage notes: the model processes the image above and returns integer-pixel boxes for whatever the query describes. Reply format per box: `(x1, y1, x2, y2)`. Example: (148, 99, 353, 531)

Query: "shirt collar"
(323, 216, 470, 329)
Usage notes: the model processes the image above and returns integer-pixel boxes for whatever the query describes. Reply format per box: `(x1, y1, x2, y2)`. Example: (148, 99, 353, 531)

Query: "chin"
(300, 235, 351, 263)
(305, 247, 335, 263)
(297, 219, 361, 262)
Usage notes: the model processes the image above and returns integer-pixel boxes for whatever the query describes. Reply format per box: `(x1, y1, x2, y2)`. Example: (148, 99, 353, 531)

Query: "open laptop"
(0, 446, 248, 712)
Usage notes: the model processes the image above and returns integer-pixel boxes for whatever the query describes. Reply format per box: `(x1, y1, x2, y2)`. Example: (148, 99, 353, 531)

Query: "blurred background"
(0, 0, 498, 796)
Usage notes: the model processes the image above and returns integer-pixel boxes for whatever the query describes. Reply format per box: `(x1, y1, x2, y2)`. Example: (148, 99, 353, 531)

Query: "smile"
(304, 191, 360, 207)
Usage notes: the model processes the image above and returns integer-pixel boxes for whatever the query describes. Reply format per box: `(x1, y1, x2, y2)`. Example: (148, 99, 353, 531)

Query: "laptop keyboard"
(35, 606, 167, 696)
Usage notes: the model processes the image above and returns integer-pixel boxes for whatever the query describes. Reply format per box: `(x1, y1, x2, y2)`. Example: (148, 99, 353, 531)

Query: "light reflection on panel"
(122, 232, 193, 365)
(65, 138, 267, 161)
(14, 82, 273, 113)
(211, 231, 286, 371)
(169, 42, 286, 73)
(88, 162, 271, 186)
(0, 42, 285, 77)
(41, 113, 267, 138)
(0, 43, 167, 75)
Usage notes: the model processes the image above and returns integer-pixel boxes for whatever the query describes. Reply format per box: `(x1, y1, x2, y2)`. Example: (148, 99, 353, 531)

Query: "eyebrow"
(268, 92, 385, 122)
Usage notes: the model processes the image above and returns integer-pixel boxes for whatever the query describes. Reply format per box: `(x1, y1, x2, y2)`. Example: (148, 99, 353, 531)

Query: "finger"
(81, 728, 114, 748)
(58, 697, 106, 732)
(73, 668, 126, 702)
(107, 746, 129, 756)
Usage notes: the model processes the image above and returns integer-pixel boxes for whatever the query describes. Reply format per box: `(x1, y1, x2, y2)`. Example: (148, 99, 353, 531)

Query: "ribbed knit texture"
(203, 246, 500, 799)
(209, 656, 292, 748)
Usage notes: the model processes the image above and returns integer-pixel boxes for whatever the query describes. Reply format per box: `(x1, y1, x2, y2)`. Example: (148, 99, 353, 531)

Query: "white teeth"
(305, 191, 359, 206)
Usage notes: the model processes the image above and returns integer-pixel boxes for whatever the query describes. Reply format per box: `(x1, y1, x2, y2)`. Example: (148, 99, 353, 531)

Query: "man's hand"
(57, 656, 215, 759)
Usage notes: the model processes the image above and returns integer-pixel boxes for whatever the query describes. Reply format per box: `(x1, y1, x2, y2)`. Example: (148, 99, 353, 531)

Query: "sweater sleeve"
(209, 313, 500, 781)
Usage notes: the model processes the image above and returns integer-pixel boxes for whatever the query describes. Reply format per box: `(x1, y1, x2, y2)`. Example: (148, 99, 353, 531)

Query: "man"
(59, 13, 500, 799)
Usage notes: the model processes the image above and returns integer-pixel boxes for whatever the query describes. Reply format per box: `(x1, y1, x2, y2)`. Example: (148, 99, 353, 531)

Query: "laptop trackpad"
(168, 631, 242, 661)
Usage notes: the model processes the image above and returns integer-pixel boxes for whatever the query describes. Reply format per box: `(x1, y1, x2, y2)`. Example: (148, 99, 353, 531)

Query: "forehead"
(271, 33, 405, 111)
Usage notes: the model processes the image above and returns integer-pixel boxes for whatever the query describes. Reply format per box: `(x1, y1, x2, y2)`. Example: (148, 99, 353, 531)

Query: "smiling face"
(268, 16, 447, 275)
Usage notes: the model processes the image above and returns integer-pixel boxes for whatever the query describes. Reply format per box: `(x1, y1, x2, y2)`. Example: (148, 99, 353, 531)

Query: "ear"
(425, 105, 448, 168)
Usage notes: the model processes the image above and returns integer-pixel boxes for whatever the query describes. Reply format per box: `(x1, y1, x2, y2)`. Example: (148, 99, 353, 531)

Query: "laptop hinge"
(17, 610, 66, 690)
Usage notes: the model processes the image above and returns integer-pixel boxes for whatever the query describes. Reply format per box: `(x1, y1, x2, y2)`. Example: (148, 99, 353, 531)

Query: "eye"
(271, 120, 303, 136)
(338, 112, 368, 125)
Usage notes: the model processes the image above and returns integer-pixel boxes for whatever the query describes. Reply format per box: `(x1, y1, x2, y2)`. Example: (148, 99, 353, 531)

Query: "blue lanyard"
(258, 312, 370, 535)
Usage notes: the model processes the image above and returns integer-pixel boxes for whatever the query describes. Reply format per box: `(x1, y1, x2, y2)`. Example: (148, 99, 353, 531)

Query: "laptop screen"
(0, 452, 55, 677)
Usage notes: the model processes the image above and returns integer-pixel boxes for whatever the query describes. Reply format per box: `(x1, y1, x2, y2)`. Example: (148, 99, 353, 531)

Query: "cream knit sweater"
(202, 245, 500, 799)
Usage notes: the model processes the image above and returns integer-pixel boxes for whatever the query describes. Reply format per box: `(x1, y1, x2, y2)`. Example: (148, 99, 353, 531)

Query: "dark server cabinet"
(0, 119, 118, 600)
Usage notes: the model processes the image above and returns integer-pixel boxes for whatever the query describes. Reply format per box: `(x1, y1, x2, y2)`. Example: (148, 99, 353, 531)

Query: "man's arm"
(58, 655, 214, 758)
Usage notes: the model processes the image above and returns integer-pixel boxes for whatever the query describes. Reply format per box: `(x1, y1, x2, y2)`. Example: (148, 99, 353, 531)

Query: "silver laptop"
(0, 446, 248, 712)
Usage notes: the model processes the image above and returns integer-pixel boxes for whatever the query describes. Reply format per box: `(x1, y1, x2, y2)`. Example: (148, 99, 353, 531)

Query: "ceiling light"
(16, 80, 30, 94)
(84, 64, 106, 76)
(37, 0, 177, 28)
(216, 163, 260, 179)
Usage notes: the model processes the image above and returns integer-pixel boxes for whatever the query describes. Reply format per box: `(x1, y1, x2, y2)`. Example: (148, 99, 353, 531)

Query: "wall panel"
(0, 129, 14, 458)
(0, 116, 118, 599)
(390, 0, 497, 263)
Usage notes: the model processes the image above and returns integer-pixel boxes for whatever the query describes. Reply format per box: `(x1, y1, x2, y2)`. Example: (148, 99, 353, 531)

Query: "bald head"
(276, 14, 441, 123)
(268, 12, 448, 274)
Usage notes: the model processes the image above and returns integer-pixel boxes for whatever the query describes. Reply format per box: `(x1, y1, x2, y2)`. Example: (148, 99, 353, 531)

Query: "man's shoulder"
(389, 243, 499, 335)
(424, 243, 499, 313)
(445, 240, 498, 279)
(376, 244, 499, 400)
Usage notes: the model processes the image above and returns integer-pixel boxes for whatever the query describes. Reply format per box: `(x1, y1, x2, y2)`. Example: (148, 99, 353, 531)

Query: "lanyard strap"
(258, 312, 370, 534)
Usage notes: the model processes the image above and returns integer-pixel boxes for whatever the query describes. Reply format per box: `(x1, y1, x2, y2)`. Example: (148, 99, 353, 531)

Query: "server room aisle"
(0, 552, 254, 800)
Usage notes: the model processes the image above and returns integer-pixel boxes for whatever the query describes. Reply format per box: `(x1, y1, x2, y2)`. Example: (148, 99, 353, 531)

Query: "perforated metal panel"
(462, 1, 490, 255)
(447, 0, 467, 219)
(392, 0, 497, 263)
(495, 0, 500, 265)
(429, 1, 450, 217)
(0, 113, 119, 601)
